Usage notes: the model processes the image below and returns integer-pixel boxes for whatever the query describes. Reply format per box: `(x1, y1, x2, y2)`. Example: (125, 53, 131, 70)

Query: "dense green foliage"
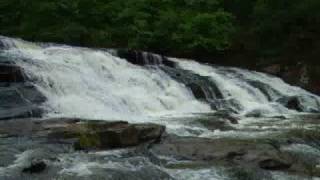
(0, 0, 319, 65)
(0, 0, 234, 56)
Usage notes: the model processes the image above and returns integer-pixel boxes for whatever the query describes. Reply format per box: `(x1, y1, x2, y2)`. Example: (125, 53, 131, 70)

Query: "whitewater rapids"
(1, 36, 320, 122)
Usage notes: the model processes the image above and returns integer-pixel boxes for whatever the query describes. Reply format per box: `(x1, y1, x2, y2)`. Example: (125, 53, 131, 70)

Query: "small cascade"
(173, 59, 320, 116)
(114, 49, 175, 67)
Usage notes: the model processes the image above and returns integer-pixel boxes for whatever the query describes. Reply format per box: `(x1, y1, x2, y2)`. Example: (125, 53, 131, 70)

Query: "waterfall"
(1, 36, 319, 121)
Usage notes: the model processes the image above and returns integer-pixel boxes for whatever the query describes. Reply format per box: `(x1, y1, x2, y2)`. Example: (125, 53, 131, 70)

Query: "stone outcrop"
(0, 118, 166, 150)
(0, 62, 45, 120)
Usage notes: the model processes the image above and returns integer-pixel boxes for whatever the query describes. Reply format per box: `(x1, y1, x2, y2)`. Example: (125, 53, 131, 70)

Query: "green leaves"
(0, 0, 234, 54)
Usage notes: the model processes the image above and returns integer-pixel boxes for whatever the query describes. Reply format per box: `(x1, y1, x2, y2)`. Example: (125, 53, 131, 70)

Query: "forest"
(1, 0, 319, 67)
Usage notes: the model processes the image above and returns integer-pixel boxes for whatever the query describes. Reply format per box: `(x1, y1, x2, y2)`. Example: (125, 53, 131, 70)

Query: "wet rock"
(271, 115, 287, 119)
(0, 118, 165, 150)
(151, 135, 293, 171)
(160, 66, 224, 102)
(213, 110, 239, 124)
(195, 119, 234, 131)
(73, 121, 165, 150)
(259, 159, 291, 170)
(96, 125, 140, 148)
(134, 123, 166, 142)
(187, 83, 207, 100)
(245, 109, 264, 118)
(0, 39, 4, 49)
(0, 85, 45, 120)
(22, 160, 47, 174)
(287, 97, 303, 112)
(116, 49, 175, 67)
(0, 62, 46, 120)
(248, 80, 281, 101)
(277, 96, 303, 112)
(0, 64, 25, 82)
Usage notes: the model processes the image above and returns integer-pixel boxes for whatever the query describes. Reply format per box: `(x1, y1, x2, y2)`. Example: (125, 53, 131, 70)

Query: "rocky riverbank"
(1, 116, 320, 180)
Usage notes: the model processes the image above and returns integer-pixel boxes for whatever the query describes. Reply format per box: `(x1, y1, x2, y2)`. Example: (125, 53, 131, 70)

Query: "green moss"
(77, 132, 101, 150)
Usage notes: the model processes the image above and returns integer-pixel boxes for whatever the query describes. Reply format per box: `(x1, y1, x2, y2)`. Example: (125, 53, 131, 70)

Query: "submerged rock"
(22, 160, 47, 174)
(277, 96, 303, 112)
(259, 159, 291, 170)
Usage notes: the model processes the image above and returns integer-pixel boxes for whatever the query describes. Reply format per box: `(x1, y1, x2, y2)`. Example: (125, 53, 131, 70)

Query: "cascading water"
(172, 59, 320, 116)
(0, 36, 210, 121)
(2, 36, 320, 180)
(1, 36, 320, 122)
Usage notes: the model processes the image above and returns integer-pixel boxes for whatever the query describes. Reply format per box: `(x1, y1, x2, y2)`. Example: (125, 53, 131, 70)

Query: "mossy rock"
(74, 132, 102, 150)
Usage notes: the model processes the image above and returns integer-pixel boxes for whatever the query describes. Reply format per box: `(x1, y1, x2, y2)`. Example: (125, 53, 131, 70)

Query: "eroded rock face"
(0, 62, 46, 120)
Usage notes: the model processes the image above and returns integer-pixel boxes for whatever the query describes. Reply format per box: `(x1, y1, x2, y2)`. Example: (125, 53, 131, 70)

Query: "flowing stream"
(1, 36, 319, 121)
(1, 36, 320, 180)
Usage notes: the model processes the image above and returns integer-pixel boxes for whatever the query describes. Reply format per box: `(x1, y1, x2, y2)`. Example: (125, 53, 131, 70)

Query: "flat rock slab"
(150, 134, 320, 177)
(0, 118, 166, 150)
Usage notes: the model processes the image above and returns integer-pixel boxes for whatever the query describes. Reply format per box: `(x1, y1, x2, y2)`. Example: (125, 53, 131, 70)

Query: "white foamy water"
(2, 37, 210, 121)
(1, 36, 320, 122)
(173, 59, 320, 116)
